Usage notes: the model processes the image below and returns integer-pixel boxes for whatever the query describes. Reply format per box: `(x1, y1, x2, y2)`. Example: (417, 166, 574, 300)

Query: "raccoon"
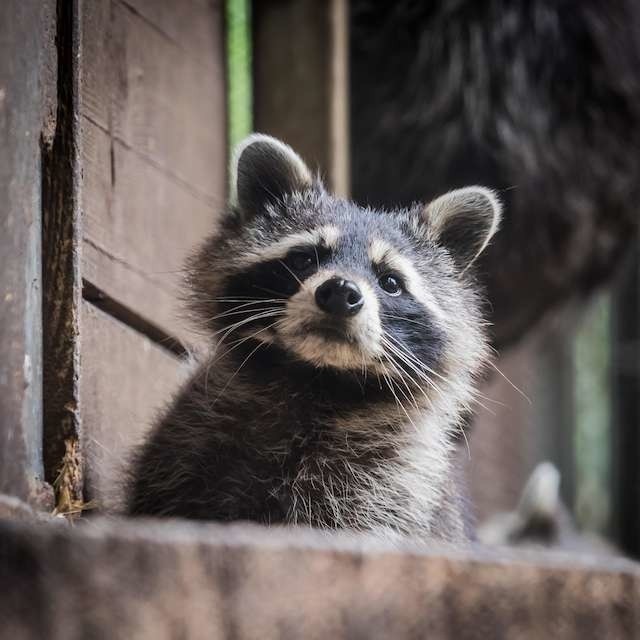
(127, 134, 501, 543)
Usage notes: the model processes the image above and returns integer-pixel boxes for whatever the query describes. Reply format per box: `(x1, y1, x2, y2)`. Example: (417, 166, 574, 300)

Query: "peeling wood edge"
(41, 0, 83, 508)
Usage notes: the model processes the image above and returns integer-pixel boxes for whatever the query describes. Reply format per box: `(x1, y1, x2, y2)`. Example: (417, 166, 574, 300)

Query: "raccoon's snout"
(315, 277, 364, 317)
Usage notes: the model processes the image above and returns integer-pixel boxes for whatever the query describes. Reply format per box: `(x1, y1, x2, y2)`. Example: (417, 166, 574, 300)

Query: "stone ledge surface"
(1, 517, 638, 640)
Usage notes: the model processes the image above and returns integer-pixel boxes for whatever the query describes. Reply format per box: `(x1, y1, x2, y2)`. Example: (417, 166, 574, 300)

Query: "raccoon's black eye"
(378, 273, 403, 296)
(287, 250, 315, 273)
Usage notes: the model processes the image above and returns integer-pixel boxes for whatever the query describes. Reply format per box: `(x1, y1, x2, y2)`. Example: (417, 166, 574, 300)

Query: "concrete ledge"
(1, 517, 638, 639)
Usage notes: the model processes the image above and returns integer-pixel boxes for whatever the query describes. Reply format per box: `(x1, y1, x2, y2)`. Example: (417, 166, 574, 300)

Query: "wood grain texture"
(0, 0, 57, 508)
(80, 117, 215, 345)
(41, 0, 83, 507)
(78, 0, 226, 344)
(80, 0, 226, 200)
(80, 301, 184, 509)
(1, 518, 639, 639)
(121, 0, 222, 70)
(253, 0, 350, 196)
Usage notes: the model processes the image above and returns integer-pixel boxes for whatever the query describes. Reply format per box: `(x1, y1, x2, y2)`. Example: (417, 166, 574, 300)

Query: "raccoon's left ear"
(230, 133, 315, 217)
(423, 186, 502, 269)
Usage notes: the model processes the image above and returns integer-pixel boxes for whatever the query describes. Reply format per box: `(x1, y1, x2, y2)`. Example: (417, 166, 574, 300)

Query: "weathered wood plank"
(80, 118, 215, 345)
(80, 0, 226, 201)
(78, 0, 225, 342)
(121, 0, 223, 70)
(80, 301, 184, 509)
(1, 518, 639, 639)
(253, 0, 350, 196)
(0, 0, 57, 508)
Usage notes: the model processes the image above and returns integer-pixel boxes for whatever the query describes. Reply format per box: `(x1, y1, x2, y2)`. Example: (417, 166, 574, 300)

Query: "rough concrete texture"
(0, 517, 638, 639)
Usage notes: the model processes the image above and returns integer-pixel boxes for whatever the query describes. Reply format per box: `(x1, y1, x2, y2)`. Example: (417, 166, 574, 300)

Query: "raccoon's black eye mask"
(284, 243, 407, 299)
(230, 133, 501, 278)
(284, 245, 331, 279)
(287, 249, 315, 273)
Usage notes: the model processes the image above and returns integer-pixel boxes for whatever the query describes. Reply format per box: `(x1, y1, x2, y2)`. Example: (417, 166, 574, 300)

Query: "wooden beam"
(0, 0, 57, 509)
(253, 0, 350, 196)
(1, 518, 638, 638)
(41, 0, 83, 509)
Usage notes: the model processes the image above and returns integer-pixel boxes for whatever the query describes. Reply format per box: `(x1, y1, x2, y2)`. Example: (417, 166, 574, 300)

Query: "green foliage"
(226, 0, 252, 150)
(573, 294, 611, 534)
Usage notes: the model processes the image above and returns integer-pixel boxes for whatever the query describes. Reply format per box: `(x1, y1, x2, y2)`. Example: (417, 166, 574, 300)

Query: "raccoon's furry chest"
(127, 349, 466, 542)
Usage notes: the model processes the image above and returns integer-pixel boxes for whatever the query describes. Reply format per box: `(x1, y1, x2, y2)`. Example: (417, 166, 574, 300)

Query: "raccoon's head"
(189, 134, 500, 390)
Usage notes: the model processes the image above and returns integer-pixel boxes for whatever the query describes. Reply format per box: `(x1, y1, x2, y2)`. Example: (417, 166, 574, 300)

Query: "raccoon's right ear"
(230, 134, 314, 217)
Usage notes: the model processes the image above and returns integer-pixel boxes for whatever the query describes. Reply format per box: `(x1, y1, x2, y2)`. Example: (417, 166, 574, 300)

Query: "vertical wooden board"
(80, 0, 226, 200)
(0, 0, 56, 508)
(81, 118, 216, 344)
(80, 301, 184, 509)
(253, 0, 350, 195)
(78, 0, 111, 131)
(41, 0, 84, 507)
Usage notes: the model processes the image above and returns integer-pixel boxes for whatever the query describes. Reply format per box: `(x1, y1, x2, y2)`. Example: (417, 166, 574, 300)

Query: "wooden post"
(253, 0, 350, 196)
(0, 0, 57, 510)
(41, 0, 83, 511)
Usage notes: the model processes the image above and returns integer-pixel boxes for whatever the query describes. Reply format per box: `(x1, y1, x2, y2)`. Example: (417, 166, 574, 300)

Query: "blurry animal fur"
(127, 135, 501, 543)
(351, 0, 640, 348)
(478, 462, 618, 555)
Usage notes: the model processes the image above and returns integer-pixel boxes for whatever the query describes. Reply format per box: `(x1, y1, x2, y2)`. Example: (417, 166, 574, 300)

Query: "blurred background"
(229, 0, 640, 555)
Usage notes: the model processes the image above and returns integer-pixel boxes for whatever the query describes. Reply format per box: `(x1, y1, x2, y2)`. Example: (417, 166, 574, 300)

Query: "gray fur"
(127, 135, 500, 544)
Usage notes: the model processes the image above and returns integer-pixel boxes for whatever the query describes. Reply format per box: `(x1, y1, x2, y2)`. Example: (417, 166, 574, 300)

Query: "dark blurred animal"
(351, 0, 640, 348)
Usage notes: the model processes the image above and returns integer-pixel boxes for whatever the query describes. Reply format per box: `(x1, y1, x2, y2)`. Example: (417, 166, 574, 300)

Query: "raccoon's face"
(189, 135, 500, 384)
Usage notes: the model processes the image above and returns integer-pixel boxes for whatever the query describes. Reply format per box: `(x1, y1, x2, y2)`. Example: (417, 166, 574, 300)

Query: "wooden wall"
(0, 0, 57, 510)
(40, 0, 226, 513)
(79, 0, 226, 509)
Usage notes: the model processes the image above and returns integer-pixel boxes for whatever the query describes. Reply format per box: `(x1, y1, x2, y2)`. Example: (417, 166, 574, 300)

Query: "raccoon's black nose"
(315, 277, 364, 317)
